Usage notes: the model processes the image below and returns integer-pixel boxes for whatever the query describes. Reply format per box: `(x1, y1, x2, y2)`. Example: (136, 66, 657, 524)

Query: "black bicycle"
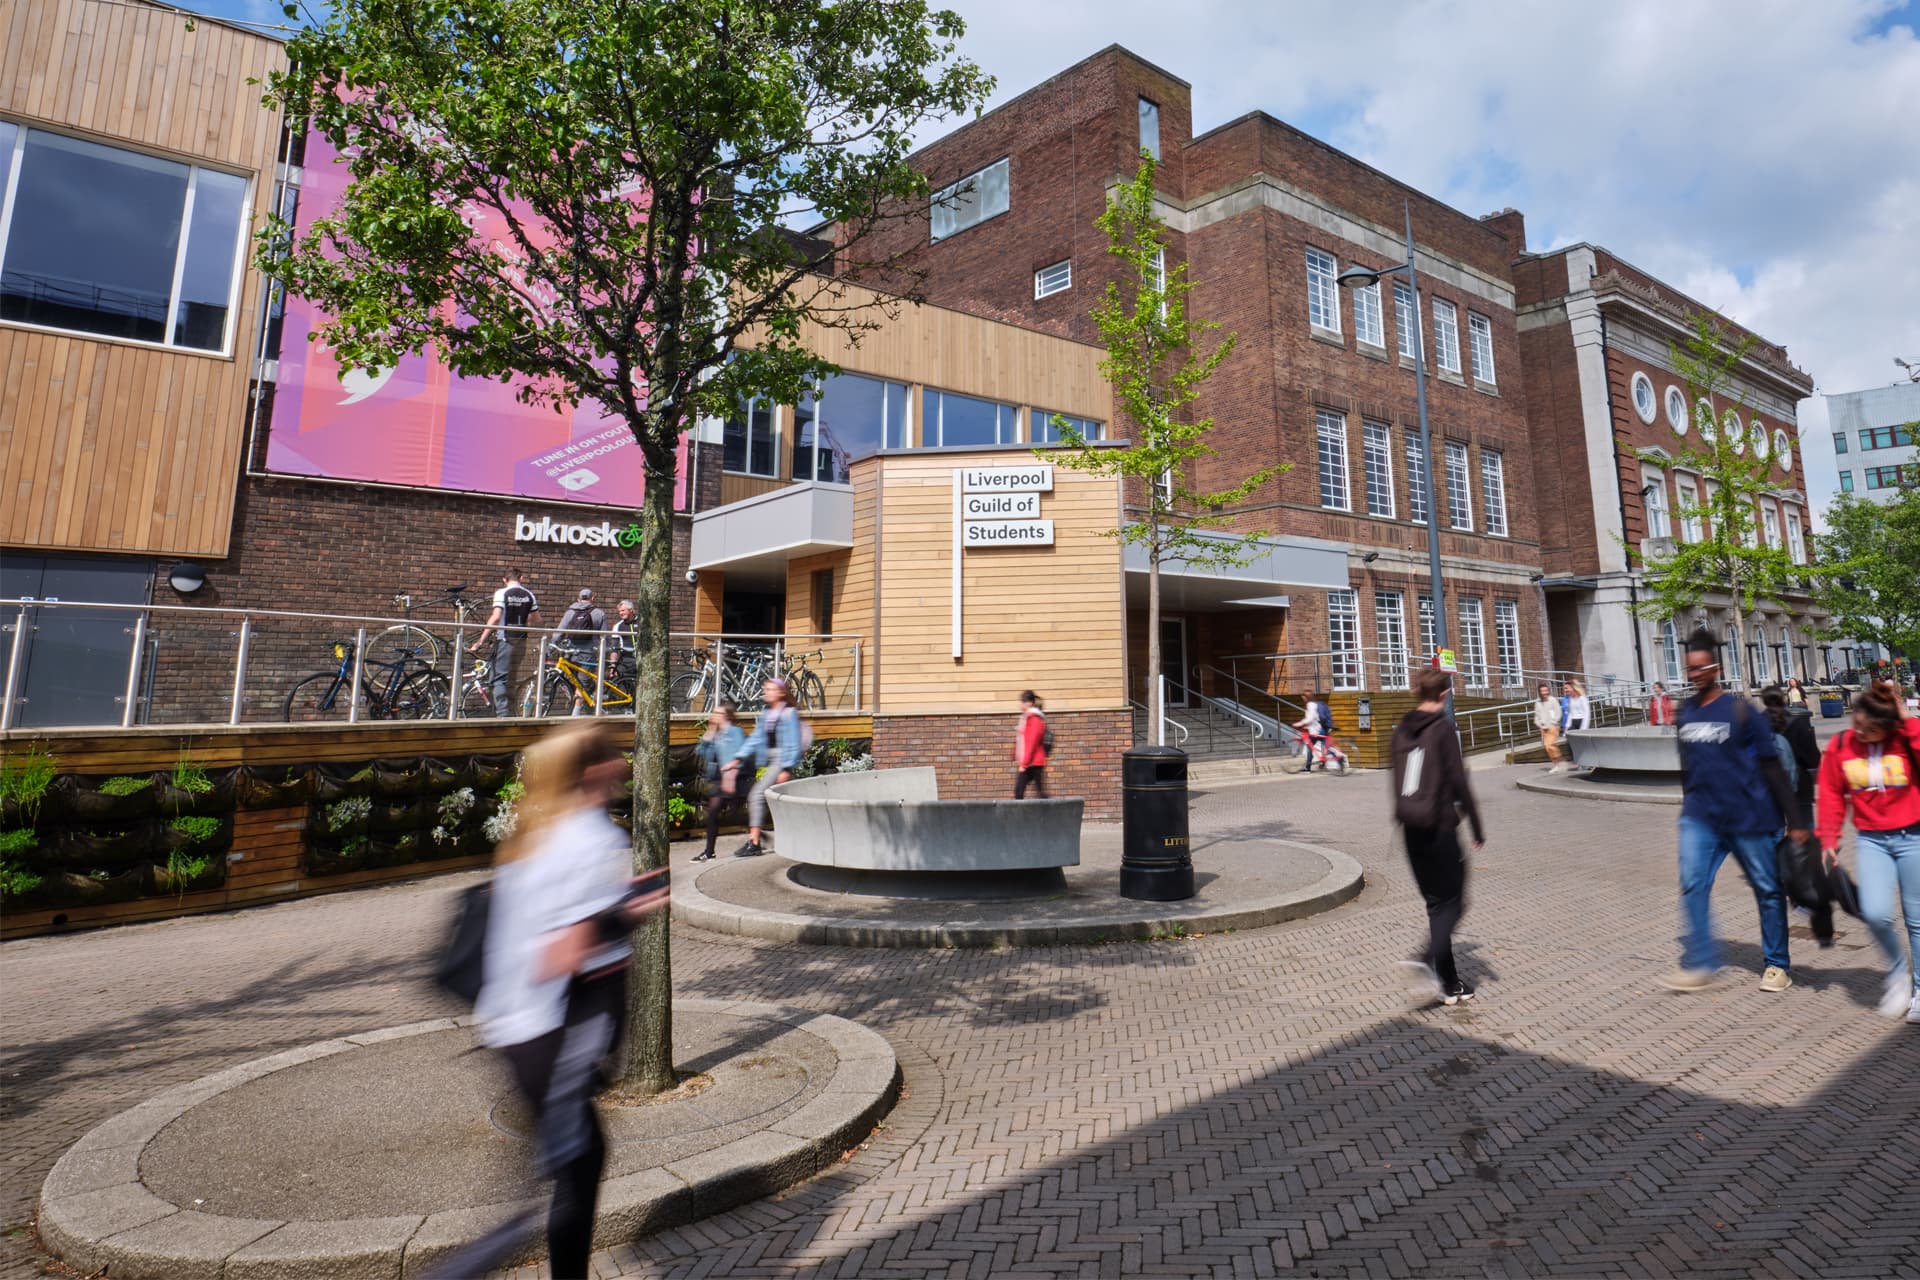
(283, 636, 450, 721)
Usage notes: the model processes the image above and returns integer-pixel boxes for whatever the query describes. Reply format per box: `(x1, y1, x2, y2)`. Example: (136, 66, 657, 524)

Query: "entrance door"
(1157, 617, 1189, 706)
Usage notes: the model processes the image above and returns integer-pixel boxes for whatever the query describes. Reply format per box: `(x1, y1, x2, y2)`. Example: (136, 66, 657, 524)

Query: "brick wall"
(873, 709, 1131, 820)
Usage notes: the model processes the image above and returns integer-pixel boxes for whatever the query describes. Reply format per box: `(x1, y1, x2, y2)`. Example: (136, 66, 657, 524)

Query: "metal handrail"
(1127, 696, 1188, 747)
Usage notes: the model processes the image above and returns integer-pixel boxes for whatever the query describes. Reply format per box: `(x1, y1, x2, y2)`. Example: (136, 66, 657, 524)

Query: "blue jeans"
(1856, 829, 1920, 992)
(1677, 815, 1790, 972)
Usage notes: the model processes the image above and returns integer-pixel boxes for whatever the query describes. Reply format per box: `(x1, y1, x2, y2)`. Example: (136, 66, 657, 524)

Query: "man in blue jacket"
(730, 678, 803, 857)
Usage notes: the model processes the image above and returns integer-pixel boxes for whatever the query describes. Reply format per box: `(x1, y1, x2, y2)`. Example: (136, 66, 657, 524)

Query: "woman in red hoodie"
(1014, 690, 1049, 799)
(1816, 682, 1920, 1022)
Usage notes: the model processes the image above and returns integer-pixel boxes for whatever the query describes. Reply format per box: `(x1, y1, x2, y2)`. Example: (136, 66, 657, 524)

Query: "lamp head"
(1361, 551, 1380, 564)
(1335, 265, 1381, 289)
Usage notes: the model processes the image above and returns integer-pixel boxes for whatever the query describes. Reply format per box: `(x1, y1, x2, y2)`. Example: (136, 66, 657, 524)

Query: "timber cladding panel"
(0, 0, 287, 558)
(869, 448, 1127, 715)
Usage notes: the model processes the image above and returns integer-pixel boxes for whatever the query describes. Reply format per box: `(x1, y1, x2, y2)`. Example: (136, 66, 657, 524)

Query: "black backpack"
(1040, 719, 1056, 755)
(433, 881, 490, 1006)
(1315, 701, 1336, 735)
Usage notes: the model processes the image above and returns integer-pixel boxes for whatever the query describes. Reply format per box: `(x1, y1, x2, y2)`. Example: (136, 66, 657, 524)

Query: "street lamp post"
(1338, 200, 1451, 719)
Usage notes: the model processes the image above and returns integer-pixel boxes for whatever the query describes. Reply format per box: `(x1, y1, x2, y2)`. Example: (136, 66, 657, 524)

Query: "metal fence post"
(1, 605, 28, 732)
(852, 641, 861, 713)
(227, 616, 252, 726)
(120, 612, 148, 728)
(1157, 673, 1167, 747)
(446, 625, 464, 721)
(594, 632, 610, 718)
(534, 635, 549, 717)
(348, 627, 367, 723)
(715, 637, 726, 708)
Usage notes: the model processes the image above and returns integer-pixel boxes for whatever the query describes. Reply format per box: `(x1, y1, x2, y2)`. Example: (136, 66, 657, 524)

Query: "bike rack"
(347, 627, 367, 723)
(227, 617, 252, 726)
(445, 624, 465, 722)
(594, 633, 610, 718)
(121, 613, 148, 729)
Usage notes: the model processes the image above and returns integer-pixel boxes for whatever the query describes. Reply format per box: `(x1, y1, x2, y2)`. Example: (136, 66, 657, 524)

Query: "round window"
(1665, 386, 1687, 434)
(1725, 411, 1744, 454)
(1631, 372, 1657, 424)
(1774, 429, 1792, 471)
(1749, 419, 1768, 458)
(1697, 399, 1718, 442)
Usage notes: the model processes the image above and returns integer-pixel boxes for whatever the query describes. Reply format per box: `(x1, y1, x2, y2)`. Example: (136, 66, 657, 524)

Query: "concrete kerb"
(37, 999, 900, 1280)
(671, 841, 1367, 948)
(1515, 772, 1683, 805)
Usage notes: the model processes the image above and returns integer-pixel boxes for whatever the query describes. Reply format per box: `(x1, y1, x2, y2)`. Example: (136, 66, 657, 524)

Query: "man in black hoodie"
(1391, 667, 1486, 1005)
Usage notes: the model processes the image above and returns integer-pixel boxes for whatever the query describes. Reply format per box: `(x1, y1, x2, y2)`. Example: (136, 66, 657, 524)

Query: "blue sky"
(183, 0, 1919, 514)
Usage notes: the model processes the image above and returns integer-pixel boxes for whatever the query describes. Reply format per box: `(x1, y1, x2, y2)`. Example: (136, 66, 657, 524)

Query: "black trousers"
(1402, 822, 1468, 988)
(1015, 765, 1048, 799)
(704, 787, 742, 855)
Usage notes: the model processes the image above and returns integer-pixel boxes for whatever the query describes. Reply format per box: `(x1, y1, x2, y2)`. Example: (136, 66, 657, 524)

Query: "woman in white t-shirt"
(474, 723, 667, 1278)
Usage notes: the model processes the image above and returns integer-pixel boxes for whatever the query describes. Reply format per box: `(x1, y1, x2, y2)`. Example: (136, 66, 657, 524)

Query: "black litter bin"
(1121, 745, 1193, 901)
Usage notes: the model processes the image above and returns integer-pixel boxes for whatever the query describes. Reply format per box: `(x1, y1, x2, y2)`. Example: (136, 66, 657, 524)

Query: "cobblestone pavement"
(4, 762, 1917, 1279)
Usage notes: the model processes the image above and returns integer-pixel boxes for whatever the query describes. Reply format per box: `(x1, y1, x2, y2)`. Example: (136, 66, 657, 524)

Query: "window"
(1458, 598, 1488, 690)
(795, 372, 907, 483)
(1774, 429, 1792, 471)
(1725, 626, 1742, 685)
(1353, 281, 1384, 348)
(1480, 450, 1508, 537)
(1780, 626, 1795, 681)
(1494, 599, 1522, 690)
(0, 124, 251, 352)
(1316, 409, 1351, 510)
(1432, 298, 1461, 373)
(1328, 590, 1362, 691)
(1749, 419, 1768, 459)
(1839, 469, 1854, 493)
(1866, 464, 1920, 490)
(1785, 507, 1806, 565)
(723, 392, 777, 476)
(1147, 247, 1167, 319)
(1468, 312, 1496, 385)
(1031, 409, 1102, 444)
(1643, 470, 1671, 540)
(1675, 474, 1701, 541)
(1405, 433, 1429, 524)
(1753, 625, 1771, 684)
(1861, 425, 1917, 450)
(1697, 399, 1719, 443)
(1306, 248, 1341, 333)
(1444, 440, 1472, 530)
(1760, 498, 1781, 549)
(1033, 259, 1071, 299)
(1726, 411, 1745, 454)
(1138, 98, 1160, 160)
(1393, 278, 1418, 360)
(929, 157, 1009, 241)
(1666, 385, 1688, 434)
(1417, 594, 1437, 663)
(1152, 466, 1174, 508)
(1661, 620, 1682, 685)
(922, 387, 1017, 446)
(1631, 372, 1657, 423)
(811, 568, 834, 636)
(1833, 431, 1848, 455)
(1362, 420, 1395, 518)
(1376, 591, 1409, 690)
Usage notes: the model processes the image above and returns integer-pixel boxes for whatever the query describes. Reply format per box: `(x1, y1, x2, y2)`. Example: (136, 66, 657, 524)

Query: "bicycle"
(368, 584, 478, 667)
(518, 643, 635, 717)
(283, 636, 450, 721)
(776, 648, 828, 709)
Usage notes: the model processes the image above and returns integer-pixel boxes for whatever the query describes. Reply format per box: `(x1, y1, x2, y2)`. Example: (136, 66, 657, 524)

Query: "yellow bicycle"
(518, 645, 635, 716)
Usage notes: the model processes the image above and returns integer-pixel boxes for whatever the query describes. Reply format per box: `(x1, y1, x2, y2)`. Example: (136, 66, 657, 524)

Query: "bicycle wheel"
(794, 670, 826, 709)
(518, 672, 568, 717)
(458, 680, 495, 719)
(283, 673, 356, 722)
(668, 671, 708, 714)
(392, 669, 450, 719)
(370, 624, 440, 668)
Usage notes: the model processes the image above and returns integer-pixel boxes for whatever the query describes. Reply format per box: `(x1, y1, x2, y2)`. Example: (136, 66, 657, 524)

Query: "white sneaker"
(1908, 993, 1920, 1026)
(1880, 966, 1913, 1019)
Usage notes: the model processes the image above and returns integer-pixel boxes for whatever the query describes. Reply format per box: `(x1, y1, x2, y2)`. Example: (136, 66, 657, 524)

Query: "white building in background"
(1826, 381, 1920, 506)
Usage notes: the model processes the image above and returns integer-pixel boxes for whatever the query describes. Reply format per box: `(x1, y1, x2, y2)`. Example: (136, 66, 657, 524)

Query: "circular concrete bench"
(1566, 724, 1679, 772)
(764, 767, 1082, 871)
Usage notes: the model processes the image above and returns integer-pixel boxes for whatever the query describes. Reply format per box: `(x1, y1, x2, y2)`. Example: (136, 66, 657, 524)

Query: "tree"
(1812, 487, 1920, 663)
(1631, 313, 1798, 686)
(258, 0, 990, 1092)
(1042, 156, 1284, 744)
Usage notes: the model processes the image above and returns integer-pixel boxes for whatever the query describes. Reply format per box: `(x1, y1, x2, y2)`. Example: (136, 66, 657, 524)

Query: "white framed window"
(723, 392, 779, 476)
(1760, 497, 1782, 549)
(1152, 466, 1173, 508)
(1785, 507, 1806, 565)
(1306, 247, 1341, 333)
(1138, 98, 1160, 160)
(1697, 399, 1719, 443)
(1444, 440, 1473, 530)
(1316, 409, 1351, 511)
(1631, 371, 1657, 423)
(1467, 311, 1496, 385)
(1417, 594, 1437, 660)
(1362, 420, 1395, 518)
(1675, 474, 1702, 542)
(1726, 410, 1745, 455)
(1749, 418, 1768, 460)
(1494, 599, 1523, 690)
(0, 122, 252, 353)
(1753, 623, 1771, 683)
(1033, 259, 1071, 299)
(1376, 591, 1409, 690)
(1432, 298, 1461, 373)
(1661, 620, 1682, 685)
(1147, 246, 1167, 320)
(1458, 597, 1488, 690)
(1393, 278, 1419, 361)
(930, 157, 1009, 242)
(1740, 497, 1760, 547)
(1642, 468, 1671, 539)
(921, 387, 1018, 446)
(1725, 625, 1742, 685)
(1480, 450, 1508, 537)
(1780, 627, 1796, 680)
(1665, 385, 1688, 435)
(1774, 429, 1793, 471)
(1328, 590, 1363, 691)
(1406, 433, 1429, 525)
(1353, 281, 1384, 348)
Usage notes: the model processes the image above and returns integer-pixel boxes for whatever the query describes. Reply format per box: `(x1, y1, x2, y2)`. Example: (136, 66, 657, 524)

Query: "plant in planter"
(156, 753, 235, 816)
(237, 764, 313, 810)
(49, 773, 160, 823)
(0, 744, 57, 826)
(306, 833, 371, 877)
(421, 757, 463, 794)
(157, 848, 221, 898)
(483, 778, 523, 845)
(837, 752, 875, 773)
(0, 858, 44, 902)
(0, 828, 35, 859)
(322, 795, 372, 836)
(371, 758, 429, 797)
(50, 823, 162, 871)
(666, 790, 698, 832)
(166, 814, 224, 844)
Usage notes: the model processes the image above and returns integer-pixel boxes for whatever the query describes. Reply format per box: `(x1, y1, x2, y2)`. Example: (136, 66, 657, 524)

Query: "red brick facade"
(873, 709, 1131, 820)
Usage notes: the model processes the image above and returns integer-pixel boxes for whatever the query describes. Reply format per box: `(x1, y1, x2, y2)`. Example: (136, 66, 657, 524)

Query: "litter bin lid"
(1122, 745, 1188, 760)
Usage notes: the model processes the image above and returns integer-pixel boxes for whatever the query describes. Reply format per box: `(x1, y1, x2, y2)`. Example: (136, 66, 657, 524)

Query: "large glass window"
(1306, 247, 1340, 333)
(1785, 507, 1806, 565)
(1328, 590, 1362, 691)
(1493, 599, 1522, 690)
(1138, 98, 1160, 160)
(1393, 278, 1418, 361)
(1760, 498, 1782, 549)
(1031, 409, 1103, 444)
(1353, 281, 1384, 348)
(1432, 298, 1461, 373)
(1643, 469, 1671, 539)
(1406, 433, 1429, 525)
(1376, 591, 1409, 690)
(1362, 419, 1395, 518)
(1865, 464, 1918, 490)
(795, 372, 906, 483)
(929, 157, 1009, 242)
(1726, 626, 1742, 685)
(1675, 474, 1702, 542)
(1861, 425, 1916, 450)
(922, 387, 1016, 447)
(0, 124, 250, 351)
(1467, 311, 1496, 384)
(1481, 449, 1508, 537)
(1316, 409, 1350, 510)
(1458, 597, 1488, 690)
(723, 392, 777, 476)
(1661, 620, 1682, 685)
(1444, 440, 1473, 530)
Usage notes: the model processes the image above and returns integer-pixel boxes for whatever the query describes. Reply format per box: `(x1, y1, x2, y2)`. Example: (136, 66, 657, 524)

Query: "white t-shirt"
(475, 806, 631, 1048)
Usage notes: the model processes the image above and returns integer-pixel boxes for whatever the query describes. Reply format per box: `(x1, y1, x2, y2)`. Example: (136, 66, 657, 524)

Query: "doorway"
(1157, 617, 1189, 706)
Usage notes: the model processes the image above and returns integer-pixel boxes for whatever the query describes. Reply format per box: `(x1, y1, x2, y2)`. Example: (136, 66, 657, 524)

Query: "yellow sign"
(1437, 648, 1458, 673)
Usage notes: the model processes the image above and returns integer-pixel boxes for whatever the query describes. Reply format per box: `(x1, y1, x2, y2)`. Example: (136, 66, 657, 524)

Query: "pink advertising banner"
(266, 132, 686, 509)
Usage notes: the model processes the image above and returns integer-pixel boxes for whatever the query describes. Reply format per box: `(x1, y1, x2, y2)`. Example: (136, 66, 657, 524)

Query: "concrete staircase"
(1131, 703, 1298, 781)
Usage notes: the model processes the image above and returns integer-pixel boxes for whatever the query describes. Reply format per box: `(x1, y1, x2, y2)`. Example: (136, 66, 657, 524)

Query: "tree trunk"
(1147, 536, 1162, 746)
(618, 459, 675, 1094)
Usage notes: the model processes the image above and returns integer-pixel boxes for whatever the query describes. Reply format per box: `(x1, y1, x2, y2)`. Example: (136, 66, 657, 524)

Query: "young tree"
(258, 0, 990, 1093)
(1042, 157, 1284, 745)
(1631, 314, 1798, 685)
(1812, 487, 1920, 664)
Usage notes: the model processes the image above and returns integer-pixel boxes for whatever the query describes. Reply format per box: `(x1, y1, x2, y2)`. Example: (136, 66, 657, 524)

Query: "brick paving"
(4, 763, 1918, 1279)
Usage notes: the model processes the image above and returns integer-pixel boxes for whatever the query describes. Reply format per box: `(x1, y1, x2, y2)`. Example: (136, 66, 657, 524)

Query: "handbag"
(433, 880, 491, 1006)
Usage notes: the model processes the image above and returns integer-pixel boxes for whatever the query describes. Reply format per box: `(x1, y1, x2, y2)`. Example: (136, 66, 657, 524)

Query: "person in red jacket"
(1816, 681, 1920, 1022)
(1014, 690, 1049, 799)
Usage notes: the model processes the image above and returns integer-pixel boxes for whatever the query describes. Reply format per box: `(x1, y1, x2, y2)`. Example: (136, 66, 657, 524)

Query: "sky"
(187, 0, 1920, 518)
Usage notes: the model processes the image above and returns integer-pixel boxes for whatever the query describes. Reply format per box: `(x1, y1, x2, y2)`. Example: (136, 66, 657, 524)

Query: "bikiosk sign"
(959, 466, 1053, 547)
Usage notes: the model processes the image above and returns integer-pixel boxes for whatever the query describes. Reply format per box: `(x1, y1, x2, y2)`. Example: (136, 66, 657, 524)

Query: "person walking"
(468, 569, 540, 717)
(552, 589, 608, 716)
(1785, 676, 1808, 709)
(1664, 628, 1806, 993)
(1534, 682, 1564, 769)
(1765, 687, 1830, 944)
(471, 723, 669, 1279)
(1014, 691, 1050, 799)
(1815, 681, 1920, 1021)
(692, 701, 746, 863)
(1391, 667, 1485, 1006)
(730, 678, 804, 857)
(1559, 679, 1592, 773)
(1648, 681, 1677, 727)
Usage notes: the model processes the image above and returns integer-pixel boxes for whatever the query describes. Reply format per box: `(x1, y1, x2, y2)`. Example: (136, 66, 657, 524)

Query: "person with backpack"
(1816, 681, 1920, 1021)
(1015, 690, 1051, 798)
(692, 701, 746, 863)
(1390, 667, 1485, 1006)
(552, 589, 608, 716)
(1665, 628, 1806, 994)
(729, 678, 807, 857)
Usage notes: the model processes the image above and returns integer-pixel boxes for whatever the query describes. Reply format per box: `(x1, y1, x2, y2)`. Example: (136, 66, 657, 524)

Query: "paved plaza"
(4, 762, 1917, 1279)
